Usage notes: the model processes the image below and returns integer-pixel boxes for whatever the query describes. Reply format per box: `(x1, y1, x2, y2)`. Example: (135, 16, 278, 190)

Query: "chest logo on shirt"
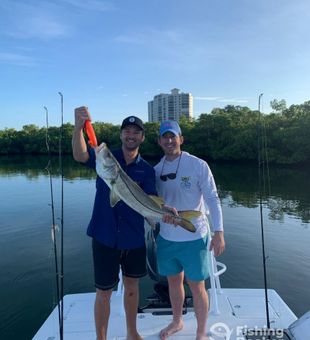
(180, 176, 191, 189)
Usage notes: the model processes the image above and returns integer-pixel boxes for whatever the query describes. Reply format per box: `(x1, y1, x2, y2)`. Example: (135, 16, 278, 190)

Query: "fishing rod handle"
(84, 120, 98, 148)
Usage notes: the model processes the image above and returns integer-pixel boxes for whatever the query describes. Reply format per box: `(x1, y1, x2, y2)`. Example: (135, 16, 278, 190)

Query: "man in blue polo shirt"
(73, 106, 156, 340)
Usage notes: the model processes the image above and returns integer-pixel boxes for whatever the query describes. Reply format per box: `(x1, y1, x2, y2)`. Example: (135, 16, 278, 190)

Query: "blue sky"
(1, 0, 309, 130)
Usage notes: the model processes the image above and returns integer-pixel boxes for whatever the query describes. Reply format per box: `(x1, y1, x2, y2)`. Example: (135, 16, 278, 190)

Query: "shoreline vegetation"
(1, 102, 310, 165)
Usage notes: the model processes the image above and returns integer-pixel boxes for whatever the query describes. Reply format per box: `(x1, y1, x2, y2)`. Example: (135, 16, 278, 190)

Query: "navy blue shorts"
(92, 239, 147, 291)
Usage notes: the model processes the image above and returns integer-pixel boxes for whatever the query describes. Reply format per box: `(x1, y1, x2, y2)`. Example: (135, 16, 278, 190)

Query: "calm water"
(0, 155, 309, 340)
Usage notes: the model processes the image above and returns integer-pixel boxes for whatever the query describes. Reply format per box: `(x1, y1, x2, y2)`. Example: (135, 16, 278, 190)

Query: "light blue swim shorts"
(156, 235, 209, 281)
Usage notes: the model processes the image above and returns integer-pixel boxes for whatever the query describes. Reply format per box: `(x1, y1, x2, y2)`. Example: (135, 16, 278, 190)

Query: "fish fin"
(145, 217, 159, 230)
(110, 187, 121, 207)
(177, 218, 196, 233)
(178, 210, 202, 219)
(149, 195, 165, 208)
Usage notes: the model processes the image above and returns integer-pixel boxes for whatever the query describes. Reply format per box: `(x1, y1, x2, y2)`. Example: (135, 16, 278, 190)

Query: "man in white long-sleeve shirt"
(154, 120, 225, 340)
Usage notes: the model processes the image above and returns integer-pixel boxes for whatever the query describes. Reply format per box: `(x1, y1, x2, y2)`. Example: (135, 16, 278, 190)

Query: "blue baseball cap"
(159, 120, 182, 136)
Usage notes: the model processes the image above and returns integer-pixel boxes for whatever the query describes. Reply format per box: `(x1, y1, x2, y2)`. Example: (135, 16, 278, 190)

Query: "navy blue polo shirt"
(85, 147, 156, 249)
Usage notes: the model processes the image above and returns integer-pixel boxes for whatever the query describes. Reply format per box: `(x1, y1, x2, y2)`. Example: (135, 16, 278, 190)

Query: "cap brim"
(160, 129, 179, 136)
(121, 123, 144, 130)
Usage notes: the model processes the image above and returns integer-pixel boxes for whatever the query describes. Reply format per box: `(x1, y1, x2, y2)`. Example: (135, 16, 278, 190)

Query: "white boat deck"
(33, 230, 310, 339)
(33, 288, 297, 340)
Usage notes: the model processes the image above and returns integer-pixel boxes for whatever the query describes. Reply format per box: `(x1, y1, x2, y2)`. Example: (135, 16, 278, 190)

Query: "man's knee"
(96, 288, 113, 304)
(167, 272, 184, 286)
(187, 280, 206, 297)
(123, 276, 139, 294)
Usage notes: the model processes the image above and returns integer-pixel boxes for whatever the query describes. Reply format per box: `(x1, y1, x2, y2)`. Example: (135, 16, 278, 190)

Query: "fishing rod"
(257, 93, 271, 332)
(58, 92, 64, 340)
(44, 106, 62, 335)
(84, 119, 98, 148)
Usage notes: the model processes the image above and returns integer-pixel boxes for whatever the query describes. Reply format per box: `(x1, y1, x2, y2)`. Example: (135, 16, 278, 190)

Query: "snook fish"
(95, 143, 200, 233)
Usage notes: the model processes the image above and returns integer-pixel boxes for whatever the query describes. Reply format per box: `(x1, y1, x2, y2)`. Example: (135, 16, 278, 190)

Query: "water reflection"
(1, 156, 309, 223)
(212, 162, 310, 223)
(0, 155, 95, 180)
(0, 155, 309, 340)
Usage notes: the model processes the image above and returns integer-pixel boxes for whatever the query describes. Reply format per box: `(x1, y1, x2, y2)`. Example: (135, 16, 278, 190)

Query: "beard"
(122, 139, 141, 151)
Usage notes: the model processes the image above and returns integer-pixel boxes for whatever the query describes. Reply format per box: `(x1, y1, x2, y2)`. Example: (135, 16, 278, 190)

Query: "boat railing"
(207, 222, 227, 316)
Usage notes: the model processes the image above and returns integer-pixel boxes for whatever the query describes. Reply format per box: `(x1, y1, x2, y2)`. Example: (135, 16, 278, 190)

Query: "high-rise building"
(148, 88, 193, 122)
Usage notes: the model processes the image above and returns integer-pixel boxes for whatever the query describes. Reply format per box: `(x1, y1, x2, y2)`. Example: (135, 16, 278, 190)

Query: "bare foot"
(126, 332, 143, 340)
(159, 320, 184, 340)
(196, 334, 209, 340)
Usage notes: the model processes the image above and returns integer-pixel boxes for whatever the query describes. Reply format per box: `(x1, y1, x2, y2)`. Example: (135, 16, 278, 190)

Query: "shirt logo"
(180, 176, 191, 189)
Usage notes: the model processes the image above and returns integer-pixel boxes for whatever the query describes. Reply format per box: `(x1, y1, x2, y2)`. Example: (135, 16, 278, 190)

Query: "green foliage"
(1, 100, 310, 165)
(270, 99, 287, 114)
(140, 122, 161, 158)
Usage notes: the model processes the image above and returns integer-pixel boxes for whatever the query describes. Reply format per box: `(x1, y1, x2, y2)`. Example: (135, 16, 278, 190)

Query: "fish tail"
(177, 218, 196, 233)
(176, 210, 201, 233)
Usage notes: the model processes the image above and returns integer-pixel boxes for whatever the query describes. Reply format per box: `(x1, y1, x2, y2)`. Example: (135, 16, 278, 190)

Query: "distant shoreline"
(1, 103, 310, 165)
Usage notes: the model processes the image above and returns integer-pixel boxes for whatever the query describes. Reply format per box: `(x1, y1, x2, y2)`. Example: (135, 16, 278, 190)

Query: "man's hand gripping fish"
(95, 143, 200, 232)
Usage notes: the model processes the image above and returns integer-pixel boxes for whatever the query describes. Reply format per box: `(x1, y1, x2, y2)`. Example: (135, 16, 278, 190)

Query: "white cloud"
(194, 96, 222, 101)
(8, 16, 70, 40)
(0, 52, 37, 66)
(114, 29, 182, 47)
(113, 28, 218, 72)
(114, 33, 146, 45)
(194, 96, 249, 104)
(0, 1, 71, 40)
(218, 98, 249, 103)
(59, 0, 115, 12)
